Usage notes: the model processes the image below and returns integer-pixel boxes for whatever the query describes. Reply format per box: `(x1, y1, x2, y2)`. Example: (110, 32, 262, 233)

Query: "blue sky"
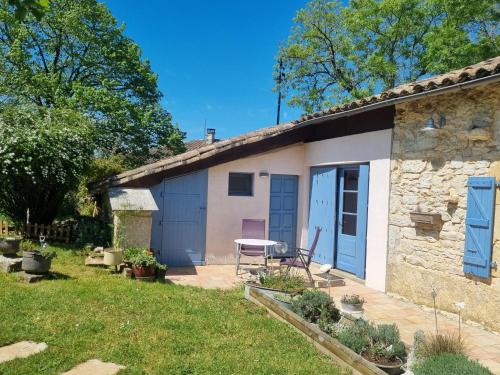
(104, 0, 308, 141)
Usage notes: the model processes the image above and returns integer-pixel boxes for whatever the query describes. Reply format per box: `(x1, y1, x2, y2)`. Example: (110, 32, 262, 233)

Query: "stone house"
(100, 56, 500, 331)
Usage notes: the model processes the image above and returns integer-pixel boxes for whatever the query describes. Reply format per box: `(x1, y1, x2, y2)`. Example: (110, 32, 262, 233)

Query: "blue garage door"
(269, 174, 298, 256)
(156, 170, 208, 266)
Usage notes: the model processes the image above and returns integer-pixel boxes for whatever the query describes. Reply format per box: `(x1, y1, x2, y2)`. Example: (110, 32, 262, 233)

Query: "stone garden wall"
(387, 83, 500, 332)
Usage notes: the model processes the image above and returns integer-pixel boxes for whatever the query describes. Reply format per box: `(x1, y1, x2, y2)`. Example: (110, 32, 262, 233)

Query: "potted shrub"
(20, 240, 56, 274)
(341, 294, 366, 313)
(126, 248, 165, 279)
(123, 247, 147, 267)
(0, 236, 21, 256)
(336, 320, 406, 375)
(292, 289, 341, 324)
(156, 263, 167, 281)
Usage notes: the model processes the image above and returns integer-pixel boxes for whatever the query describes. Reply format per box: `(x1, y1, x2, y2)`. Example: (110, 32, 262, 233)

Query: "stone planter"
(341, 302, 364, 313)
(244, 282, 292, 300)
(0, 238, 21, 256)
(22, 251, 52, 274)
(103, 249, 123, 267)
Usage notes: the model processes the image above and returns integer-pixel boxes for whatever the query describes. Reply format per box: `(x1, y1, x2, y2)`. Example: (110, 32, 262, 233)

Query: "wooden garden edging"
(0, 220, 71, 243)
(246, 287, 386, 375)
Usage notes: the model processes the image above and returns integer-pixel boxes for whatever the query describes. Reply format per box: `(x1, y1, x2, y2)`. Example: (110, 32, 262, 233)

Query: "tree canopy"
(277, 0, 499, 113)
(0, 0, 185, 166)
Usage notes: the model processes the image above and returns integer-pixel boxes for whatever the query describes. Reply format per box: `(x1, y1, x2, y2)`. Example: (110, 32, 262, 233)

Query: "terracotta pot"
(132, 265, 155, 278)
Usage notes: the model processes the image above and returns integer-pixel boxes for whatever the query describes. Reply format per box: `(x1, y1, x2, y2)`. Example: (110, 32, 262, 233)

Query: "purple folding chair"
(280, 227, 322, 283)
(236, 219, 266, 274)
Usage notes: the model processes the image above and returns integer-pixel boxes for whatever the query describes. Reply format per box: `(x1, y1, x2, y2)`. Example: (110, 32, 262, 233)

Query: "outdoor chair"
(280, 227, 321, 284)
(236, 219, 266, 274)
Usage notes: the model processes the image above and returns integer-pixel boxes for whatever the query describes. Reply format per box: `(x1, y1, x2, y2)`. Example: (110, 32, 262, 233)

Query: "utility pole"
(276, 59, 284, 125)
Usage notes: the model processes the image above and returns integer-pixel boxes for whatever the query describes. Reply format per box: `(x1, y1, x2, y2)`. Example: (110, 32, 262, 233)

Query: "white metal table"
(234, 238, 277, 275)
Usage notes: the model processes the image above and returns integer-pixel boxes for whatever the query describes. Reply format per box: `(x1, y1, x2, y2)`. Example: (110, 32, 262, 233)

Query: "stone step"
(0, 341, 47, 363)
(61, 359, 125, 375)
(0, 255, 22, 273)
(17, 271, 50, 283)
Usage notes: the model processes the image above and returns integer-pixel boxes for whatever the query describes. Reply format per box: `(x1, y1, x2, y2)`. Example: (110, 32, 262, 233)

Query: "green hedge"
(413, 353, 492, 375)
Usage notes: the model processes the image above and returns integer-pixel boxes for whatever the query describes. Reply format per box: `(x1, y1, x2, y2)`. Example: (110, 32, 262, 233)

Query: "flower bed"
(246, 285, 387, 375)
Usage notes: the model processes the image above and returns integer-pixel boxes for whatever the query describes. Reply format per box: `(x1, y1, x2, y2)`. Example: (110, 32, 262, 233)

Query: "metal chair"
(280, 227, 322, 283)
(236, 219, 266, 274)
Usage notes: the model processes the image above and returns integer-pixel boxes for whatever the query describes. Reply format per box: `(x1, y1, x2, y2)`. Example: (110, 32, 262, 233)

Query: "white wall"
(205, 144, 305, 264)
(204, 129, 392, 291)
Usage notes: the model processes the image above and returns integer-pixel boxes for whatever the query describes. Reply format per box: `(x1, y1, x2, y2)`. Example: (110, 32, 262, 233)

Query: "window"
(228, 173, 253, 196)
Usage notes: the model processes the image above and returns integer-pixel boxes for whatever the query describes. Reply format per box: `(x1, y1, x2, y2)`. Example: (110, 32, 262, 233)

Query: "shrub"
(340, 294, 365, 305)
(413, 353, 492, 375)
(416, 332, 465, 359)
(0, 106, 94, 224)
(126, 247, 166, 271)
(259, 271, 307, 294)
(72, 216, 112, 247)
(124, 247, 148, 262)
(336, 320, 406, 363)
(292, 289, 340, 324)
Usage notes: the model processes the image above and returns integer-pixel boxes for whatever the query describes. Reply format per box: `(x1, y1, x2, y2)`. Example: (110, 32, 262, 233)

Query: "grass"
(0, 246, 349, 374)
(413, 353, 492, 375)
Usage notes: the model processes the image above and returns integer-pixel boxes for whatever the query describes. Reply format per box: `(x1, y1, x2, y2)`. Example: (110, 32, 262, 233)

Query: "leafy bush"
(19, 240, 38, 252)
(0, 106, 94, 224)
(415, 332, 465, 359)
(292, 289, 340, 324)
(413, 353, 492, 375)
(125, 247, 166, 271)
(259, 271, 306, 294)
(340, 294, 365, 305)
(335, 320, 406, 363)
(71, 216, 112, 247)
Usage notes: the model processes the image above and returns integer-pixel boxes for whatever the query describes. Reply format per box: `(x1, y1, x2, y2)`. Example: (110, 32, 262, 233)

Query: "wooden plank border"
(247, 287, 387, 375)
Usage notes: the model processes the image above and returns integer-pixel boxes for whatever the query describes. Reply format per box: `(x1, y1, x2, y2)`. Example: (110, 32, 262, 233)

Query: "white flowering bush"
(0, 106, 94, 224)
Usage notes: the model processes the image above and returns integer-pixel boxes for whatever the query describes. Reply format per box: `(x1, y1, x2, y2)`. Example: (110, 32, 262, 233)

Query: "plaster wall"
(114, 211, 153, 249)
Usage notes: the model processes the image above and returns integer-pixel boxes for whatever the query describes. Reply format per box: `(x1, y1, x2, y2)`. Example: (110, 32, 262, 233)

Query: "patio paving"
(166, 262, 500, 373)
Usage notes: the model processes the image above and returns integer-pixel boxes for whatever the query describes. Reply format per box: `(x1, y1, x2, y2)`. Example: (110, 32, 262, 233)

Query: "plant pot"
(156, 268, 167, 281)
(103, 249, 123, 266)
(132, 265, 155, 278)
(22, 250, 52, 274)
(366, 356, 404, 375)
(341, 302, 364, 313)
(0, 238, 21, 256)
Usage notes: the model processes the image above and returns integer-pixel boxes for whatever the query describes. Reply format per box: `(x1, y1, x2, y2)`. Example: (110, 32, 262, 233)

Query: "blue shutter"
(463, 177, 496, 278)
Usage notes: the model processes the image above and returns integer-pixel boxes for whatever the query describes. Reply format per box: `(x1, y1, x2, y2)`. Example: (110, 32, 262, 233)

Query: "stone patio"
(166, 262, 500, 373)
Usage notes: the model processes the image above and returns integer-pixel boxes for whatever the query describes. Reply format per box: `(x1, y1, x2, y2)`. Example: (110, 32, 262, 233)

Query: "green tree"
(0, 106, 94, 224)
(7, 0, 49, 20)
(277, 0, 499, 112)
(0, 0, 185, 166)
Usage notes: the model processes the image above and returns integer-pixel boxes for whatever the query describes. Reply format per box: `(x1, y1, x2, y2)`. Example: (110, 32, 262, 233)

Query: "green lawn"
(0, 246, 348, 374)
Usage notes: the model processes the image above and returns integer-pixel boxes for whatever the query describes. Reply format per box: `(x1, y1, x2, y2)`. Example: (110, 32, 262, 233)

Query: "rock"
(94, 246, 104, 253)
(0, 255, 22, 273)
(0, 341, 47, 363)
(17, 271, 49, 283)
(61, 359, 125, 375)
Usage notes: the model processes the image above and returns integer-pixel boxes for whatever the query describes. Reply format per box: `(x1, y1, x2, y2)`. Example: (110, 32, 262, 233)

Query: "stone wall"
(387, 83, 500, 332)
(113, 211, 153, 250)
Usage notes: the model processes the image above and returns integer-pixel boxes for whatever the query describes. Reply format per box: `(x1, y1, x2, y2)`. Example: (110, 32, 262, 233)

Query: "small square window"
(228, 173, 253, 196)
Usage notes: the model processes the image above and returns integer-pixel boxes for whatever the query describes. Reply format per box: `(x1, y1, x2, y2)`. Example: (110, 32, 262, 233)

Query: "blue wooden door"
(269, 175, 298, 256)
(161, 170, 208, 266)
(309, 167, 337, 265)
(150, 182, 164, 255)
(335, 165, 369, 278)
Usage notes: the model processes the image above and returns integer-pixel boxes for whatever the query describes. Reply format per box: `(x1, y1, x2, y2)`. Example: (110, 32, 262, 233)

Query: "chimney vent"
(206, 128, 216, 144)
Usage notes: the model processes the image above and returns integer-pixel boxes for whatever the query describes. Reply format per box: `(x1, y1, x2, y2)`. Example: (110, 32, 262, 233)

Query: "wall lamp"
(422, 113, 446, 131)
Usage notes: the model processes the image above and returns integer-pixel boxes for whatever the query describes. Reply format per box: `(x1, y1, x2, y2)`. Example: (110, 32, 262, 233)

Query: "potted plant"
(20, 240, 56, 274)
(336, 320, 406, 375)
(127, 248, 165, 280)
(341, 294, 366, 313)
(0, 236, 22, 256)
(156, 263, 167, 281)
